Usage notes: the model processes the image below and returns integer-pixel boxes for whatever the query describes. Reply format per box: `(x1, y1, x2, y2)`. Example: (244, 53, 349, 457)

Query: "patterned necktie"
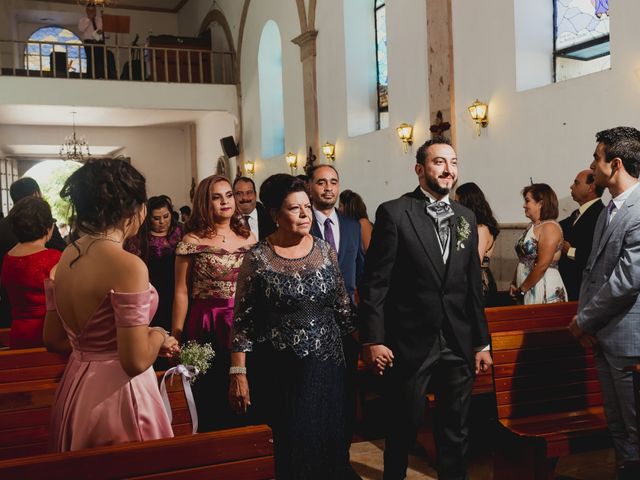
(570, 208, 580, 225)
(324, 218, 337, 251)
(425, 201, 454, 252)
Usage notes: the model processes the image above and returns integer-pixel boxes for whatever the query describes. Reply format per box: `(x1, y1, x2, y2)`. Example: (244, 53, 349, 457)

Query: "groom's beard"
(425, 175, 455, 197)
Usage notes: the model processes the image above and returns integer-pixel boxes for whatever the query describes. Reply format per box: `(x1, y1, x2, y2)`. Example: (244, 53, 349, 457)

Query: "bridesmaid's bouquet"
(179, 341, 215, 384)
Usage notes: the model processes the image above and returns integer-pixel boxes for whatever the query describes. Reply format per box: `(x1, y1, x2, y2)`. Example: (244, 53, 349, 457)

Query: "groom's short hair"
(596, 127, 640, 178)
(416, 137, 452, 165)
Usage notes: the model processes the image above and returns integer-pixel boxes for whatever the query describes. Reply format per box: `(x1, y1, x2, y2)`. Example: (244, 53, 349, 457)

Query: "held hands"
(508, 283, 518, 299)
(229, 374, 251, 414)
(568, 315, 598, 349)
(363, 344, 394, 376)
(561, 240, 572, 256)
(475, 351, 493, 375)
(159, 334, 180, 358)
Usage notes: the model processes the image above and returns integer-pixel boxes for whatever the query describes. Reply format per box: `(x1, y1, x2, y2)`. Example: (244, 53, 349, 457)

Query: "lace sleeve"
(327, 245, 356, 337)
(232, 248, 260, 352)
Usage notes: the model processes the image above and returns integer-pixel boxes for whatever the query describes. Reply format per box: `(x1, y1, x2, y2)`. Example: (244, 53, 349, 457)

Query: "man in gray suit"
(569, 126, 640, 480)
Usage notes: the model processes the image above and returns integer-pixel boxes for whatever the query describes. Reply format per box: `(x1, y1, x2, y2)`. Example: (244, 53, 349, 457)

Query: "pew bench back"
(0, 425, 274, 480)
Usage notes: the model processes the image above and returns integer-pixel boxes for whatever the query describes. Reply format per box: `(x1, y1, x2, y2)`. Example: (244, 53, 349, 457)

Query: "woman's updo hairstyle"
(61, 158, 147, 236)
(259, 174, 308, 215)
(9, 197, 54, 243)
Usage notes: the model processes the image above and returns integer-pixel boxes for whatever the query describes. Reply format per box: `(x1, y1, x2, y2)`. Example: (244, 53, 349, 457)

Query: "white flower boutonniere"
(456, 216, 470, 251)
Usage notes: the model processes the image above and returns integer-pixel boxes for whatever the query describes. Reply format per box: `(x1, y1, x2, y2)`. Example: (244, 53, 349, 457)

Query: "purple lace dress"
(125, 227, 182, 332)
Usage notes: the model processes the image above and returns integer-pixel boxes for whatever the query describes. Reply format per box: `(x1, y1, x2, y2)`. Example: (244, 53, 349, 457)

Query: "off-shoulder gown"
(45, 280, 173, 452)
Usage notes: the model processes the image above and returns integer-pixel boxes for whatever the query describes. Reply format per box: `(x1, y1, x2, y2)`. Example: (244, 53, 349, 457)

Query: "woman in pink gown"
(43, 158, 179, 452)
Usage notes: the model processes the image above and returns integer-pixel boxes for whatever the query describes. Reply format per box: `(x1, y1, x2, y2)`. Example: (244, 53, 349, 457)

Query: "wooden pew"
(0, 328, 9, 348)
(0, 425, 274, 480)
(0, 347, 193, 460)
(486, 302, 609, 480)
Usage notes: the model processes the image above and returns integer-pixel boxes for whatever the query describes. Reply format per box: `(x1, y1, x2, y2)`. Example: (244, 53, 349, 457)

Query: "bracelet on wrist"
(150, 327, 169, 341)
(229, 366, 247, 375)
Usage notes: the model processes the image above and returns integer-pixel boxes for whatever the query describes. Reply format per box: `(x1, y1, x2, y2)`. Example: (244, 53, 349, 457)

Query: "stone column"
(426, 0, 456, 145)
(291, 29, 320, 159)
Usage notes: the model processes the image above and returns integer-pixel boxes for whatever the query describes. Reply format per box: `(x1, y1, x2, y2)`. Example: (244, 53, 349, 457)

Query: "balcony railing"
(0, 39, 235, 84)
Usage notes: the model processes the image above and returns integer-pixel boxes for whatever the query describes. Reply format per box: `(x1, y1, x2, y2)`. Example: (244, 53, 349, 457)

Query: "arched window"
(25, 26, 86, 73)
(375, 0, 389, 129)
(258, 21, 285, 158)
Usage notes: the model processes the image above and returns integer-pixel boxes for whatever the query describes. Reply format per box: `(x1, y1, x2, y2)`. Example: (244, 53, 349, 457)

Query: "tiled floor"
(349, 440, 616, 480)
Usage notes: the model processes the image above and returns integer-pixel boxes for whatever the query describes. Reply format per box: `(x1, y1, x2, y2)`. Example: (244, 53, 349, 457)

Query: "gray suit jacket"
(577, 183, 640, 357)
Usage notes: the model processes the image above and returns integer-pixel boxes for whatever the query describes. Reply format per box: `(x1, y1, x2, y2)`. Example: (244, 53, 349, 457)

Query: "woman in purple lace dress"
(172, 175, 256, 431)
(126, 196, 182, 333)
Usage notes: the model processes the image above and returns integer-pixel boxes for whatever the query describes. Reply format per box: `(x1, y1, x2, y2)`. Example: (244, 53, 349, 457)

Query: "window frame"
(373, 0, 388, 130)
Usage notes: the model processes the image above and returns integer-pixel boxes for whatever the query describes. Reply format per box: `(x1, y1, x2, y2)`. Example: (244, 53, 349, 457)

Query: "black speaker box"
(220, 136, 239, 158)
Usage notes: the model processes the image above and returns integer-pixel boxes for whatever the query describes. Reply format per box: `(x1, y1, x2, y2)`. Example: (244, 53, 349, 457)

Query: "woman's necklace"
(86, 234, 123, 244)
(214, 233, 226, 243)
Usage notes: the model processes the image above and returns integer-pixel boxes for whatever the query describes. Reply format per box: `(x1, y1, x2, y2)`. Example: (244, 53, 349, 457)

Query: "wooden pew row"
(0, 359, 192, 460)
(0, 347, 67, 384)
(0, 425, 274, 480)
(0, 328, 10, 348)
(486, 302, 609, 480)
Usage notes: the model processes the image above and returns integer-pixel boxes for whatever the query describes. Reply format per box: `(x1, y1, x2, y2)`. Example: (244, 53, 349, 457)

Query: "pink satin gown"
(45, 280, 173, 452)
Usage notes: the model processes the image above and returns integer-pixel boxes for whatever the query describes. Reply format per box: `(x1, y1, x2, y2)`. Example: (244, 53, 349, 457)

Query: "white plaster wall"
(194, 111, 237, 182)
(452, 0, 640, 224)
(0, 124, 191, 205)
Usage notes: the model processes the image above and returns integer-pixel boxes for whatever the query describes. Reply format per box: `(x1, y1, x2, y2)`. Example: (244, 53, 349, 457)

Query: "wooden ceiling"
(38, 0, 190, 14)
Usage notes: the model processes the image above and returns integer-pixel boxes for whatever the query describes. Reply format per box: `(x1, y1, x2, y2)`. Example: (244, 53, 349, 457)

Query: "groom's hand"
(475, 351, 493, 375)
(363, 344, 394, 376)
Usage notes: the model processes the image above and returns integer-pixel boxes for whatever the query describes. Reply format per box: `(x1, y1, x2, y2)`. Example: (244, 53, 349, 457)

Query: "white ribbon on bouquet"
(159, 364, 199, 434)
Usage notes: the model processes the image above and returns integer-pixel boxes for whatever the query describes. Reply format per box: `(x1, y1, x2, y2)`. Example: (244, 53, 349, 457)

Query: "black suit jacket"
(558, 199, 605, 301)
(255, 202, 276, 241)
(358, 187, 488, 371)
(310, 210, 365, 301)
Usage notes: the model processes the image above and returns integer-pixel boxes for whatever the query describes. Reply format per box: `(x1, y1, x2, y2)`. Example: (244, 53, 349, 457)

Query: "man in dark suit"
(233, 176, 276, 240)
(308, 164, 364, 480)
(559, 169, 605, 301)
(0, 177, 67, 327)
(359, 138, 492, 480)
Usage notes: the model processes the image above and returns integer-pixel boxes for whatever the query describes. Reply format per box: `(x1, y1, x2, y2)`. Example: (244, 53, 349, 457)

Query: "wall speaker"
(220, 136, 239, 158)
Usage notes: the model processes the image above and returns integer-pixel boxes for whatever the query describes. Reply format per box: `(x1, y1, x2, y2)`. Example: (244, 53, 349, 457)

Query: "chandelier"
(59, 112, 91, 161)
(77, 0, 118, 7)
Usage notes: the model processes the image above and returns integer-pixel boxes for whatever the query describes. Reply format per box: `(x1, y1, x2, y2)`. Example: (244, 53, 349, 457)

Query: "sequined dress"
(515, 222, 567, 304)
(175, 241, 250, 430)
(232, 237, 355, 480)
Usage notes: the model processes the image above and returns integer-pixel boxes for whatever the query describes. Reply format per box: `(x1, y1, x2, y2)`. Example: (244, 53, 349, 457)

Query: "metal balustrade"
(0, 39, 235, 84)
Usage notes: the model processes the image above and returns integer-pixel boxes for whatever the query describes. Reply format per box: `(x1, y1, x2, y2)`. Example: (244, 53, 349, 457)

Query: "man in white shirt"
(233, 177, 275, 241)
(559, 169, 605, 300)
(78, 4, 104, 78)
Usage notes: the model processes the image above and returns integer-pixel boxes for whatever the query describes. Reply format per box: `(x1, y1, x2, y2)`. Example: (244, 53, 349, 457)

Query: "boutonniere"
(456, 216, 470, 251)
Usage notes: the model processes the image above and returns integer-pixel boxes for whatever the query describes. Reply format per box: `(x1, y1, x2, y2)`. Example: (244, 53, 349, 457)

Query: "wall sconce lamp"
(321, 142, 336, 162)
(285, 152, 298, 174)
(396, 123, 413, 153)
(468, 99, 489, 136)
(244, 159, 255, 177)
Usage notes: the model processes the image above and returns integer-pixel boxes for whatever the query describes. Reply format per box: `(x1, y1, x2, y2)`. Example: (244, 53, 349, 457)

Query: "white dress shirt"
(608, 182, 639, 224)
(244, 208, 259, 239)
(78, 15, 103, 42)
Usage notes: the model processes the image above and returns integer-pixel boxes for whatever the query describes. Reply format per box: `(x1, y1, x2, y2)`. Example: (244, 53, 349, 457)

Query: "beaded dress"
(232, 237, 355, 479)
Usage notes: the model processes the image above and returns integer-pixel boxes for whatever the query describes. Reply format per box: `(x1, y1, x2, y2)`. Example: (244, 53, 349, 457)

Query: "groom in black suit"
(359, 138, 492, 480)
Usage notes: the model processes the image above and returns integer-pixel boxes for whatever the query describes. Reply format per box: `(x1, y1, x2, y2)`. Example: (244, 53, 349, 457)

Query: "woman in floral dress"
(172, 175, 255, 431)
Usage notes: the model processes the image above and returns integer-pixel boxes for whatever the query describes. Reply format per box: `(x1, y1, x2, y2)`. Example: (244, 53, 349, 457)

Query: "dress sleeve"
(44, 278, 57, 312)
(327, 245, 356, 336)
(175, 241, 200, 256)
(231, 249, 260, 353)
(111, 289, 153, 327)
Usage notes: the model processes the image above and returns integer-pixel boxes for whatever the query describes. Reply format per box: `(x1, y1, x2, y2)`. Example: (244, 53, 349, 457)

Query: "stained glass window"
(554, 0, 610, 83)
(25, 26, 86, 73)
(374, 0, 389, 130)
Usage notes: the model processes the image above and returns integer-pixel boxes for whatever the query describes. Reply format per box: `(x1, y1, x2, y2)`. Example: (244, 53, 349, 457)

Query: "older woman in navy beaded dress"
(229, 174, 355, 480)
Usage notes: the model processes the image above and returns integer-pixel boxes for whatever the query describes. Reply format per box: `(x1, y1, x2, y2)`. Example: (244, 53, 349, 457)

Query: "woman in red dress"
(1, 196, 61, 348)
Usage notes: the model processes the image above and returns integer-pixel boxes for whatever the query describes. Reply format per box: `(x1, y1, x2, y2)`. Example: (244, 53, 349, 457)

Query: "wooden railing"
(0, 39, 235, 84)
